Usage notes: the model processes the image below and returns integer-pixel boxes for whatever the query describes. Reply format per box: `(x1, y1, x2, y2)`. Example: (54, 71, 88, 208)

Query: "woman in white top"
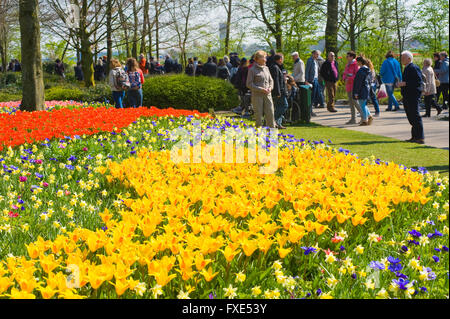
(422, 58, 442, 117)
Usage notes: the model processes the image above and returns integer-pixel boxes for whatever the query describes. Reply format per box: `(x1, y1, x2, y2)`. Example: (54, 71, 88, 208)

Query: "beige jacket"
(422, 66, 437, 95)
(246, 63, 273, 96)
(292, 59, 305, 83)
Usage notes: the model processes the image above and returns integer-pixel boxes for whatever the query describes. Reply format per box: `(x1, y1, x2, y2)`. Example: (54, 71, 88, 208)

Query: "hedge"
(142, 74, 239, 112)
(44, 84, 111, 103)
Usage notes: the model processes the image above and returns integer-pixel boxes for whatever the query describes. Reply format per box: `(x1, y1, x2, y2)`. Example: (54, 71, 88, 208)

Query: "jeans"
(112, 91, 125, 109)
(370, 84, 380, 113)
(311, 78, 324, 106)
(273, 95, 289, 126)
(385, 84, 399, 110)
(358, 99, 371, 121)
(128, 89, 143, 108)
(404, 95, 424, 140)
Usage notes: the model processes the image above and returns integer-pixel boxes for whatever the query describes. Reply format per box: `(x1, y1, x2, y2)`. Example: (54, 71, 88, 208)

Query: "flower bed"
(0, 105, 208, 151)
(0, 111, 448, 299)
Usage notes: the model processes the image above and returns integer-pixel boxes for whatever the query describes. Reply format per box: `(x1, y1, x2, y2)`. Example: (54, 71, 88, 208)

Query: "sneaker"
(385, 108, 392, 112)
(277, 125, 287, 129)
(413, 139, 425, 144)
(405, 138, 415, 142)
(318, 104, 325, 109)
(346, 119, 357, 125)
(359, 121, 369, 126)
(328, 108, 338, 113)
(311, 112, 317, 117)
(368, 116, 374, 125)
(421, 114, 430, 118)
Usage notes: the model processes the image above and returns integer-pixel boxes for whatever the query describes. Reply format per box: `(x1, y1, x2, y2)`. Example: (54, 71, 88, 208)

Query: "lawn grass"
(284, 123, 449, 176)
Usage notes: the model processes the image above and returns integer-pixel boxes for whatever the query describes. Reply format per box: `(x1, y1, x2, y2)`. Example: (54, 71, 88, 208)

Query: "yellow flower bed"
(1, 145, 431, 299)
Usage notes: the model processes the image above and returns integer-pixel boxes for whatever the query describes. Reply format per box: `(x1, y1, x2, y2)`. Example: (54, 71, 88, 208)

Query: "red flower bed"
(0, 106, 208, 151)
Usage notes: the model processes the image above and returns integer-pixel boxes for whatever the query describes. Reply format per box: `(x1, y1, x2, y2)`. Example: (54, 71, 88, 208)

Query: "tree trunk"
(274, 2, 283, 51)
(132, 0, 138, 58)
(80, 0, 94, 87)
(325, 0, 339, 55)
(118, 4, 130, 58)
(19, 0, 45, 111)
(155, 0, 160, 60)
(394, 0, 403, 66)
(141, 0, 149, 56)
(106, 0, 113, 74)
(224, 0, 232, 55)
(349, 0, 356, 51)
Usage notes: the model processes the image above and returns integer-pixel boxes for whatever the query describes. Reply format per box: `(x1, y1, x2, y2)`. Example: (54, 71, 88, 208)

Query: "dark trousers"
(424, 94, 442, 116)
(403, 95, 424, 140)
(273, 95, 289, 126)
(438, 83, 449, 107)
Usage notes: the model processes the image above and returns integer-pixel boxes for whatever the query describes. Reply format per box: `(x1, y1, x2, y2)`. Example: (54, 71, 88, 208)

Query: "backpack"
(114, 68, 130, 90)
(218, 67, 229, 80)
(128, 71, 141, 90)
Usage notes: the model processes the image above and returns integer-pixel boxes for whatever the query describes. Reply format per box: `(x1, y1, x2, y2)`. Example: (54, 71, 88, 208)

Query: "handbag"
(435, 79, 441, 87)
(377, 83, 388, 99)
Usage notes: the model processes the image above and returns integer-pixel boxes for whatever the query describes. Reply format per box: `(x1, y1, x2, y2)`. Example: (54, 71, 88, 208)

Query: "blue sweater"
(436, 58, 449, 84)
(380, 57, 402, 84)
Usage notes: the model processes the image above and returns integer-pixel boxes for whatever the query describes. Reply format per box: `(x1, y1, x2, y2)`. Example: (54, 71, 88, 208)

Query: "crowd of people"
(2, 47, 449, 144)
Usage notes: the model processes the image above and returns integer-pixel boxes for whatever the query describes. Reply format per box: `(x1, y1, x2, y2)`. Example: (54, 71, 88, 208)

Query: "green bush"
(0, 72, 21, 88)
(44, 83, 111, 103)
(45, 86, 85, 101)
(142, 74, 239, 111)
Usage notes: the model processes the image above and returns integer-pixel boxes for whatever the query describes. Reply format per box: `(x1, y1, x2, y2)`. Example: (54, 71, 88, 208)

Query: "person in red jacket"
(343, 51, 361, 124)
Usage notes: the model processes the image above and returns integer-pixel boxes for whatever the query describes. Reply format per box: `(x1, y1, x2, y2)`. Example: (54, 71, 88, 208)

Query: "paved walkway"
(311, 101, 449, 149)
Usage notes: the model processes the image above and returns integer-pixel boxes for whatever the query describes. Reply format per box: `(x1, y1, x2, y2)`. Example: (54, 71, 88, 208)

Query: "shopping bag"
(377, 84, 388, 99)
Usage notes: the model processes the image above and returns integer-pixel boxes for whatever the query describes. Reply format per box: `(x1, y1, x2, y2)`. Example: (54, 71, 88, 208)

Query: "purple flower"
(339, 245, 345, 251)
(392, 278, 410, 290)
(395, 272, 408, 280)
(316, 289, 322, 295)
(400, 245, 409, 253)
(301, 247, 317, 255)
(420, 287, 428, 293)
(351, 273, 357, 279)
(432, 255, 440, 263)
(35, 173, 43, 179)
(428, 229, 443, 239)
(369, 261, 385, 270)
(442, 245, 449, 252)
(387, 256, 401, 264)
(408, 230, 422, 238)
(434, 248, 441, 252)
(388, 263, 403, 273)
(408, 240, 420, 246)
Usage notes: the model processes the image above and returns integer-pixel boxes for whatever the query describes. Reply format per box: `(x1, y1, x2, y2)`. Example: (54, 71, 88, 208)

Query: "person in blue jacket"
(353, 56, 373, 126)
(380, 51, 402, 111)
(397, 51, 425, 144)
(435, 51, 449, 110)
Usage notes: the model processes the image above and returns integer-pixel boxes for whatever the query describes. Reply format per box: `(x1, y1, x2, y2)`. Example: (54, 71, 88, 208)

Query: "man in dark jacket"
(202, 57, 217, 77)
(266, 49, 276, 68)
(320, 52, 339, 112)
(270, 53, 288, 129)
(164, 55, 175, 73)
(398, 51, 425, 144)
(55, 59, 65, 79)
(74, 61, 84, 81)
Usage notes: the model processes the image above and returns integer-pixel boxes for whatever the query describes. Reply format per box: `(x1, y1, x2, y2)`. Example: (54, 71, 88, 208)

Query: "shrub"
(0, 72, 21, 88)
(45, 86, 85, 101)
(44, 83, 112, 103)
(142, 74, 239, 111)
